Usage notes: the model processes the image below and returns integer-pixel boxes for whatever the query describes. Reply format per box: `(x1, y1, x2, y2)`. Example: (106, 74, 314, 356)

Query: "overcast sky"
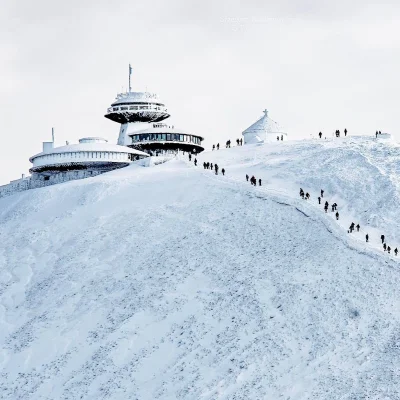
(1, 0, 400, 184)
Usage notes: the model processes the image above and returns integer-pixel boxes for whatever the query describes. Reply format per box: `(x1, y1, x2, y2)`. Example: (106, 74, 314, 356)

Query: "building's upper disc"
(105, 91, 170, 124)
(111, 91, 164, 106)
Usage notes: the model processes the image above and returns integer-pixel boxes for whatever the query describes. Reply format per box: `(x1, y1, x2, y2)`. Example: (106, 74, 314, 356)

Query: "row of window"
(131, 134, 202, 145)
(34, 151, 131, 166)
(110, 104, 167, 112)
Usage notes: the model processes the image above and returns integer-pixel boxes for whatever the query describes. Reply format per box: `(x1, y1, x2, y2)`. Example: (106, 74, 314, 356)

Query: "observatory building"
(29, 137, 148, 185)
(105, 67, 204, 155)
(242, 109, 287, 144)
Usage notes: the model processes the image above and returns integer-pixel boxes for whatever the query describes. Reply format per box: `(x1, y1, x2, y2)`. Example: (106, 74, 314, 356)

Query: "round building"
(29, 137, 148, 184)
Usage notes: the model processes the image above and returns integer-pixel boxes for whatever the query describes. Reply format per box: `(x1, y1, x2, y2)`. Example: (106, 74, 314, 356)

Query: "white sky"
(1, 0, 400, 184)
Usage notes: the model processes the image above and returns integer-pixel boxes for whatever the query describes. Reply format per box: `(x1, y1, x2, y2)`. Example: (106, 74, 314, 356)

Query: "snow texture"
(1, 135, 400, 399)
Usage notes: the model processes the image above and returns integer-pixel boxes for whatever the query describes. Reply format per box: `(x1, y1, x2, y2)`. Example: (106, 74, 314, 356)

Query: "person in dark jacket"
(246, 174, 249, 182)
(259, 178, 262, 186)
(216, 143, 220, 150)
(321, 189, 324, 198)
(215, 164, 219, 175)
(189, 154, 192, 161)
(388, 246, 391, 254)
(210, 163, 213, 170)
(395, 248, 398, 256)
(222, 168, 225, 176)
(381, 234, 385, 244)
(319, 132, 322, 138)
(344, 128, 347, 136)
(194, 158, 197, 166)
(336, 211, 339, 220)
(383, 243, 387, 251)
(366, 234, 369, 242)
(356, 224, 360, 232)
(318, 196, 321, 204)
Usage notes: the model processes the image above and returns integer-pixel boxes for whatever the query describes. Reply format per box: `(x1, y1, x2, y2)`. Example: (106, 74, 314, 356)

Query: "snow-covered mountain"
(1, 135, 400, 399)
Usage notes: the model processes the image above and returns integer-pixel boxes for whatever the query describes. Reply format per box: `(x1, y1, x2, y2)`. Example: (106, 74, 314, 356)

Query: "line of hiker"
(246, 174, 261, 186)
(199, 159, 226, 176)
(380, 234, 398, 256)
(375, 131, 383, 138)
(212, 138, 243, 151)
(276, 135, 284, 141)
(318, 129, 348, 139)
(301, 186, 399, 257)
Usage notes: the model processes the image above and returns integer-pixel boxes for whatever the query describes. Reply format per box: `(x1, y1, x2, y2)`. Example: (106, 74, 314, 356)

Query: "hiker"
(349, 222, 355, 233)
(379, 131, 382, 134)
(203, 162, 206, 169)
(215, 164, 219, 175)
(366, 234, 369, 242)
(281, 135, 283, 141)
(395, 248, 398, 256)
(325, 201, 329, 208)
(251, 176, 256, 186)
(331, 204, 335, 212)
(236, 139, 239, 146)
(210, 163, 213, 170)
(375, 131, 378, 138)
(299, 188, 304, 197)
(324, 205, 328, 213)
(344, 128, 347, 136)
(246, 174, 249, 182)
(212, 144, 215, 151)
(222, 168, 225, 176)
(318, 196, 321, 204)
(319, 132, 322, 139)
(356, 224, 360, 232)
(305, 192, 310, 200)
(217, 143, 220, 150)
(277, 136, 279, 141)
(333, 203, 338, 211)
(189, 154, 192, 161)
(383, 243, 387, 251)
(259, 178, 262, 186)
(321, 189, 324, 198)
(194, 158, 197, 166)
(381, 234, 385, 244)
(336, 211, 339, 220)
(240, 138, 243, 145)
(388, 246, 391, 254)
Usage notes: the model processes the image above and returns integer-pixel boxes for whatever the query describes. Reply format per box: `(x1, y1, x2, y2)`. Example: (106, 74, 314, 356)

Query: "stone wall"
(0, 170, 104, 199)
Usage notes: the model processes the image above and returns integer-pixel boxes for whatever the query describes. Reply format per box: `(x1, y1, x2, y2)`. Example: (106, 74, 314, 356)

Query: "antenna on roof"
(129, 64, 132, 92)
(52, 127, 55, 143)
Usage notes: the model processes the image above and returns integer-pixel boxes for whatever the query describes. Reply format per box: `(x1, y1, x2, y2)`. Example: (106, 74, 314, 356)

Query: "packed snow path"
(0, 137, 400, 399)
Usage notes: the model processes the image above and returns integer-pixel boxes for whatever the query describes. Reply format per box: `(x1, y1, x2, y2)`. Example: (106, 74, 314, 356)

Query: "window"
(179, 135, 184, 142)
(162, 134, 166, 140)
(166, 134, 171, 141)
(120, 106, 128, 110)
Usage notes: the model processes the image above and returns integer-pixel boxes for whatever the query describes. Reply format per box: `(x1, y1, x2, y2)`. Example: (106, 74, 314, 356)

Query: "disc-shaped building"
(242, 109, 287, 144)
(29, 137, 148, 184)
(105, 79, 204, 155)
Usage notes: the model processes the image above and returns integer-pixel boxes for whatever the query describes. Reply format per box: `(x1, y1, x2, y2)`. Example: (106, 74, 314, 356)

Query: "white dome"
(242, 109, 287, 144)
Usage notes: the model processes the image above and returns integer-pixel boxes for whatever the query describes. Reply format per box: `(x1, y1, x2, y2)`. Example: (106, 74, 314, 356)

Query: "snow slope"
(1, 136, 400, 399)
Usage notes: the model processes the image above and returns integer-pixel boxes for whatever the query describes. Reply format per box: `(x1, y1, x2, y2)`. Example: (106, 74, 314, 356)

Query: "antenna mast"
(128, 64, 132, 92)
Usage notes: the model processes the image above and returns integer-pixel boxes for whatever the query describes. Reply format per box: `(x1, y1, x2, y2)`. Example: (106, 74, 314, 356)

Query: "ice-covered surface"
(1, 136, 400, 399)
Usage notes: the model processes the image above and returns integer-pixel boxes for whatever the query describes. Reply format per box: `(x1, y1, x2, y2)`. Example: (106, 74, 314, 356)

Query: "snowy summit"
(1, 134, 400, 399)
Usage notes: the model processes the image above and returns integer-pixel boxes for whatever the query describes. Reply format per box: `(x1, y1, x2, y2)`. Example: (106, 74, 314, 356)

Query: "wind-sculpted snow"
(0, 137, 400, 399)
